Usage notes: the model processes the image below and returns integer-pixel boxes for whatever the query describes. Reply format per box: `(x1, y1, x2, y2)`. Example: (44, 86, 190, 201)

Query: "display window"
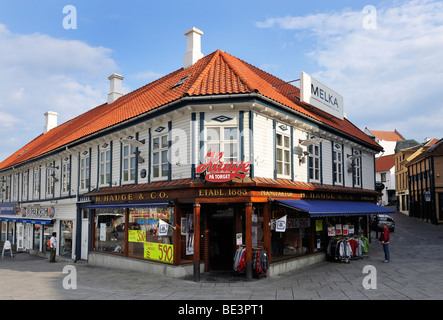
(127, 206, 174, 264)
(94, 208, 125, 254)
(33, 224, 41, 251)
(60, 220, 73, 257)
(44, 223, 55, 252)
(1, 221, 5, 242)
(92, 205, 175, 264)
(271, 206, 312, 262)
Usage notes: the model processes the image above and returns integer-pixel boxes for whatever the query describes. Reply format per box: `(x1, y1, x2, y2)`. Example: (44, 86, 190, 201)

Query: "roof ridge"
(186, 50, 224, 96)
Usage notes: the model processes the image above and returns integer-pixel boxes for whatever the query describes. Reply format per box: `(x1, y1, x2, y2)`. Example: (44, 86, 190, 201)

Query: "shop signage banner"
(300, 71, 344, 120)
(144, 242, 173, 264)
(0, 203, 18, 216)
(275, 215, 287, 232)
(196, 152, 250, 182)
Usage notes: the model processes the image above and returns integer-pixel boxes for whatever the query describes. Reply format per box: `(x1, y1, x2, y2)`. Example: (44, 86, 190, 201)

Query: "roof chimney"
(184, 27, 204, 69)
(108, 73, 124, 104)
(44, 111, 58, 133)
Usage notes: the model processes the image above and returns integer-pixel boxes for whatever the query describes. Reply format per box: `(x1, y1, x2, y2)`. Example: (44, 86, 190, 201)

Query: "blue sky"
(0, 0, 442, 162)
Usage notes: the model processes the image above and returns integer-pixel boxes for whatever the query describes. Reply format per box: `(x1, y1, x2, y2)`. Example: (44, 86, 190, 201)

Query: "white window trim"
(33, 168, 40, 199)
(80, 153, 90, 191)
(122, 144, 137, 184)
(204, 126, 239, 163)
(61, 160, 71, 194)
(353, 153, 362, 187)
(308, 143, 321, 183)
(276, 132, 291, 178)
(152, 134, 169, 180)
(333, 144, 343, 185)
(99, 148, 111, 187)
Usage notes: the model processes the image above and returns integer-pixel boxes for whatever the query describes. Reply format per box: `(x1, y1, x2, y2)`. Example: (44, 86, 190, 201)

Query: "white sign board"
(300, 71, 344, 120)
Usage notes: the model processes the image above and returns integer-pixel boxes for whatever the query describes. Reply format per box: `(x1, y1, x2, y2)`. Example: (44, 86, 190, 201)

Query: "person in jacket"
(379, 222, 390, 262)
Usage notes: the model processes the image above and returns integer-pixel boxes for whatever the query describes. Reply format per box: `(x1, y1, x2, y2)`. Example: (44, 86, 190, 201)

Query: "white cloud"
(0, 24, 119, 162)
(256, 0, 443, 141)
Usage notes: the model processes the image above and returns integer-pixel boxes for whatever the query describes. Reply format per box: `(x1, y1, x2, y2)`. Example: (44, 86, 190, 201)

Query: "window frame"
(205, 126, 239, 163)
(99, 147, 111, 187)
(276, 132, 291, 178)
(122, 144, 137, 183)
(308, 143, 321, 183)
(152, 134, 169, 180)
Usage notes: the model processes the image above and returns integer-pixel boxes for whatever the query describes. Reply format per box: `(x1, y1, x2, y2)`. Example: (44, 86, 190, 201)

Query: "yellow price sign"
(144, 242, 174, 264)
(128, 230, 146, 243)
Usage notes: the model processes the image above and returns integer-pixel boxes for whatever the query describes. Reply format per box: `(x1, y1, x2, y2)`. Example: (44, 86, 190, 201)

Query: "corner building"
(0, 28, 393, 280)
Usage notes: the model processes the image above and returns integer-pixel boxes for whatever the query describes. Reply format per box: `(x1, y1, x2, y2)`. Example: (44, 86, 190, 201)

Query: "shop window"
(44, 223, 55, 252)
(271, 207, 312, 261)
(6, 221, 14, 242)
(99, 148, 111, 186)
(276, 133, 291, 177)
(122, 144, 137, 183)
(127, 206, 174, 264)
(60, 220, 73, 258)
(94, 208, 125, 254)
(1, 221, 6, 242)
(152, 135, 168, 179)
(33, 224, 41, 251)
(308, 143, 320, 182)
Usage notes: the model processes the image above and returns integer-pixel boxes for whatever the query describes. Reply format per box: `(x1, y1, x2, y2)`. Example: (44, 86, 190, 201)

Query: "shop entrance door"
(208, 205, 235, 271)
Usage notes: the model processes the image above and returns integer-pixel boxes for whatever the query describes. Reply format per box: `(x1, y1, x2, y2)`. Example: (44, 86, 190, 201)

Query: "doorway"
(207, 205, 235, 271)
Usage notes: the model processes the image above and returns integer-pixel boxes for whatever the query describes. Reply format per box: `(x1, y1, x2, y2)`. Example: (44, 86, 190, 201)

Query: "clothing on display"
(233, 246, 269, 278)
(326, 235, 369, 263)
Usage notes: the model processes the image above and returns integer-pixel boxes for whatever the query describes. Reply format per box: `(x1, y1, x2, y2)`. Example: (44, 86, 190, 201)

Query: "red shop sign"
(196, 152, 251, 182)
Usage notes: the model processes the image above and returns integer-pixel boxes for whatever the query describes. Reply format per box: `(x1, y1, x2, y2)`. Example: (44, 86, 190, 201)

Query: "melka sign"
(196, 152, 251, 182)
(300, 71, 344, 120)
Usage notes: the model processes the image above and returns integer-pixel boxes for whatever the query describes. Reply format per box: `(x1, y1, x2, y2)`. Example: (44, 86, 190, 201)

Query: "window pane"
(162, 164, 168, 177)
(153, 138, 159, 150)
(224, 127, 237, 141)
(153, 166, 159, 178)
(276, 134, 282, 147)
(207, 128, 220, 141)
(284, 150, 290, 163)
(207, 143, 219, 155)
(161, 150, 168, 163)
(153, 153, 159, 165)
(161, 135, 168, 148)
(276, 149, 282, 161)
(284, 136, 289, 148)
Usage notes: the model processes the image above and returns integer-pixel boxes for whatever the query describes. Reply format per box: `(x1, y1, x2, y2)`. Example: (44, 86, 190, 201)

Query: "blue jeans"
(383, 243, 390, 261)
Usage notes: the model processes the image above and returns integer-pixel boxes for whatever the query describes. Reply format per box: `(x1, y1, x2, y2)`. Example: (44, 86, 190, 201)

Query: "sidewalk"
(1, 212, 443, 300)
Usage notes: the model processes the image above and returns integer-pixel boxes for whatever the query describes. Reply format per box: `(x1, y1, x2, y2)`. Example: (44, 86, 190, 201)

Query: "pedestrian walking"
(49, 232, 57, 263)
(379, 222, 390, 262)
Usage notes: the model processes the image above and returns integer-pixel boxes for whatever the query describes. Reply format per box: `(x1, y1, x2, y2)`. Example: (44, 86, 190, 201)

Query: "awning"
(87, 201, 170, 209)
(0, 216, 53, 225)
(275, 200, 395, 217)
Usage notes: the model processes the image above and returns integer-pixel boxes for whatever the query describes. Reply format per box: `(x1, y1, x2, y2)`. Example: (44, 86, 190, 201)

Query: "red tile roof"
(371, 130, 404, 141)
(375, 154, 395, 172)
(0, 50, 381, 170)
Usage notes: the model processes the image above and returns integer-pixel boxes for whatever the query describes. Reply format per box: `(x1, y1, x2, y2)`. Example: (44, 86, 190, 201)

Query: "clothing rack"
(233, 245, 269, 278)
(326, 235, 369, 263)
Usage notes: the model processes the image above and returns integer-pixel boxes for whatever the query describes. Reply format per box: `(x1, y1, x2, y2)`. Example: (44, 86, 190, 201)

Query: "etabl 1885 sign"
(196, 152, 250, 182)
(300, 71, 344, 120)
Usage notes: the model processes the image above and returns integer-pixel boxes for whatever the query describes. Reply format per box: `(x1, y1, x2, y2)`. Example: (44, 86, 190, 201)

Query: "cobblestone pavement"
(1, 210, 442, 301)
